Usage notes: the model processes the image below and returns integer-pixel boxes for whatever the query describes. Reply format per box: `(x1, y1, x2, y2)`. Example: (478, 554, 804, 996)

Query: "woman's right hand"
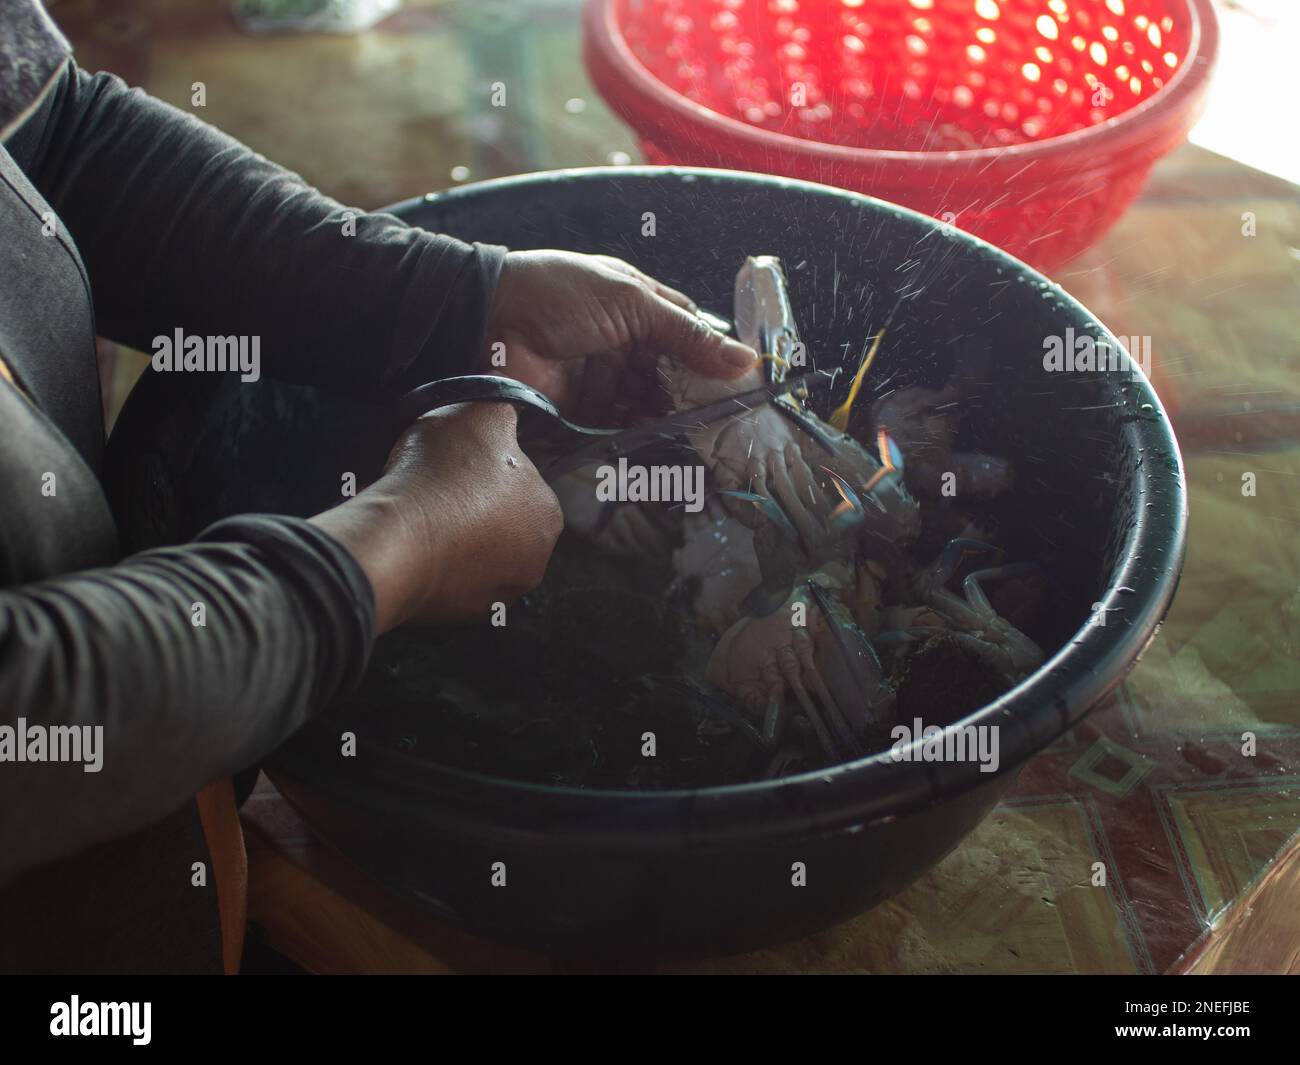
(310, 402, 563, 631)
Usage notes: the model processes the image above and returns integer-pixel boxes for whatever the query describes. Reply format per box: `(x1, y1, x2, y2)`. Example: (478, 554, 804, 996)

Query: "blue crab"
(670, 256, 1044, 772)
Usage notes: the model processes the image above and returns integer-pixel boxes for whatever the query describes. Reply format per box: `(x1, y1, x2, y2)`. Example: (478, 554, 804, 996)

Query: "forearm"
(0, 514, 373, 874)
(6, 62, 505, 394)
(309, 489, 429, 636)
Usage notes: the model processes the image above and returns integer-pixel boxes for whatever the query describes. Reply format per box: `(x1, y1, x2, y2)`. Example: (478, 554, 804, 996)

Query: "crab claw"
(717, 489, 799, 542)
(912, 537, 1002, 599)
(820, 466, 867, 536)
(962, 561, 1041, 616)
(741, 578, 799, 619)
(858, 429, 903, 494)
(880, 429, 905, 473)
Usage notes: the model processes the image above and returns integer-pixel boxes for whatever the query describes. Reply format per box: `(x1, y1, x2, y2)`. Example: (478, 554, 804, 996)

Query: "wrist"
(309, 485, 439, 634)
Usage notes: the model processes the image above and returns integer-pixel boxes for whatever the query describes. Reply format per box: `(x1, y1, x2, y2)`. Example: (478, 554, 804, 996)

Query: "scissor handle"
(395, 374, 563, 433)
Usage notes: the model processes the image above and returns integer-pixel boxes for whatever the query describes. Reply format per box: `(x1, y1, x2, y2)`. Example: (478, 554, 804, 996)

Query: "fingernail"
(725, 344, 757, 368)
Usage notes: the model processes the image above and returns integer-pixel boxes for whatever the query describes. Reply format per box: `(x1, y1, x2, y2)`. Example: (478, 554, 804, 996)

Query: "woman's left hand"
(480, 250, 757, 425)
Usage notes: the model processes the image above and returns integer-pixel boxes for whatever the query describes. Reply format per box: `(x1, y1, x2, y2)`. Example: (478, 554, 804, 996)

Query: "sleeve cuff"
(386, 237, 509, 393)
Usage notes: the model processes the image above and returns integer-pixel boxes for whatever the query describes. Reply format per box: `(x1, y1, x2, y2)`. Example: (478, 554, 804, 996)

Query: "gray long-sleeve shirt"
(0, 47, 505, 971)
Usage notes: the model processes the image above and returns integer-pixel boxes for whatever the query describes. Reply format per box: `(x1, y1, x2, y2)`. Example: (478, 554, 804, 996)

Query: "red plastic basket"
(584, 0, 1217, 269)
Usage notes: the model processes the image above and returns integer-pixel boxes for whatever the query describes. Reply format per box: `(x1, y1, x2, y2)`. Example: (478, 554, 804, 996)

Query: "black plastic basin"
(106, 167, 1187, 957)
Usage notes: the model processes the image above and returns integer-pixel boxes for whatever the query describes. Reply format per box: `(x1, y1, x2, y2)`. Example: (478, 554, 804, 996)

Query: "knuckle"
(680, 309, 719, 349)
(542, 497, 565, 539)
(475, 400, 517, 430)
(536, 509, 563, 555)
(607, 273, 647, 304)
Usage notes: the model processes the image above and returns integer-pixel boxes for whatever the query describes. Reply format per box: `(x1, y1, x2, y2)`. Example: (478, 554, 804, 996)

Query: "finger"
(627, 267, 698, 314)
(594, 255, 699, 314)
(645, 278, 696, 313)
(407, 400, 520, 449)
(637, 293, 757, 379)
(462, 399, 522, 439)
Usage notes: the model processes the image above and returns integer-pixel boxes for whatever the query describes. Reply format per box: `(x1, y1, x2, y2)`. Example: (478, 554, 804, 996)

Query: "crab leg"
(762, 693, 786, 746)
(922, 576, 1045, 681)
(806, 578, 885, 736)
(776, 648, 839, 762)
(962, 562, 1041, 616)
(792, 628, 861, 757)
(717, 488, 799, 541)
(874, 625, 950, 645)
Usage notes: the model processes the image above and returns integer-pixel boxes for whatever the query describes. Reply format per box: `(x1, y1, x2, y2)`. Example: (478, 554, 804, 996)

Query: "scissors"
(395, 367, 834, 484)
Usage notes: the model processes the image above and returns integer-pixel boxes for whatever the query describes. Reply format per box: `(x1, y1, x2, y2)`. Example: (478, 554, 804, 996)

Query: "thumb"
(637, 293, 757, 379)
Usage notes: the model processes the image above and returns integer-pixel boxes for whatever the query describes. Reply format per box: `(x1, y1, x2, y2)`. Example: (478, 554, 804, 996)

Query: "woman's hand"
(481, 250, 757, 425)
(313, 250, 750, 630)
(310, 402, 562, 632)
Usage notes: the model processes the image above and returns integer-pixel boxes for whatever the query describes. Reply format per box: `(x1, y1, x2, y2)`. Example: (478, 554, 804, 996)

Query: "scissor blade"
(542, 371, 833, 482)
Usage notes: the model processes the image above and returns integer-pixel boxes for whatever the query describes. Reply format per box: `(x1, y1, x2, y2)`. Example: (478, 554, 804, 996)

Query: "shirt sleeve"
(0, 514, 374, 875)
(4, 60, 506, 393)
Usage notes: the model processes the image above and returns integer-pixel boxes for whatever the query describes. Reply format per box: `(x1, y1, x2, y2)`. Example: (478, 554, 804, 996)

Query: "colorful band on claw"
(859, 428, 904, 497)
(819, 465, 866, 532)
(880, 429, 905, 473)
